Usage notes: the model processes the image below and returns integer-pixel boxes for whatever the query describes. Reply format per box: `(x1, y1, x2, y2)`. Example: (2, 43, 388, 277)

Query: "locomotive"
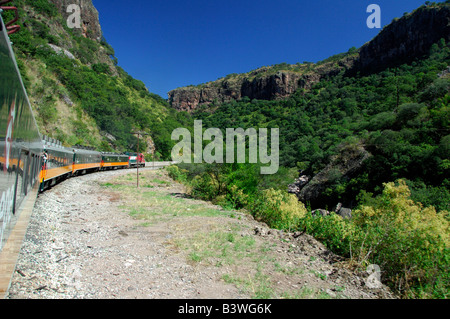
(124, 151, 146, 168)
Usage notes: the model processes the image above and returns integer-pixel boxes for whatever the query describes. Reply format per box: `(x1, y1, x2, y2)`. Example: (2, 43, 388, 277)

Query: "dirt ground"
(6, 168, 396, 299)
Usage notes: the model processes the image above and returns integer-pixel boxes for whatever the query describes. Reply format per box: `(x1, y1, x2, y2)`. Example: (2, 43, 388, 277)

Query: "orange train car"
(39, 144, 73, 191)
(72, 147, 102, 176)
(101, 152, 129, 170)
(39, 143, 133, 191)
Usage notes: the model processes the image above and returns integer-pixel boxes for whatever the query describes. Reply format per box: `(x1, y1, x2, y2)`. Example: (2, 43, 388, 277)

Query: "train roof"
(70, 143, 102, 155)
(42, 139, 72, 154)
(72, 148, 101, 155)
(101, 152, 128, 156)
(44, 144, 74, 154)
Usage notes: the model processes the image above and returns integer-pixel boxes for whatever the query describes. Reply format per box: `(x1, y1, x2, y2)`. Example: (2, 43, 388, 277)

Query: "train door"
(12, 149, 29, 215)
(25, 152, 37, 193)
(29, 153, 39, 188)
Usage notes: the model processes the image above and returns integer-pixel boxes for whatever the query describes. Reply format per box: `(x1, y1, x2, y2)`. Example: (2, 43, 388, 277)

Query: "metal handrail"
(0, 1, 20, 35)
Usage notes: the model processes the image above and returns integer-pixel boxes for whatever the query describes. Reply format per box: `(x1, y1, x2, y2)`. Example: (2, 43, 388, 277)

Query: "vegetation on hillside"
(5, 0, 190, 157)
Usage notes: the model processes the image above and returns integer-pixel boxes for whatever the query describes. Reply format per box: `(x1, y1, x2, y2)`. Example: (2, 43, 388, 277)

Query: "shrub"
(92, 63, 111, 75)
(352, 180, 449, 298)
(190, 173, 219, 201)
(38, 101, 58, 124)
(296, 212, 363, 257)
(250, 189, 307, 230)
(166, 165, 187, 183)
(225, 184, 249, 209)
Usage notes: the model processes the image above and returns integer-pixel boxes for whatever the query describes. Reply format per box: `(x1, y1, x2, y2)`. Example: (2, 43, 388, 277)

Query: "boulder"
(47, 44, 76, 60)
(288, 175, 310, 195)
(336, 207, 352, 219)
(298, 143, 371, 208)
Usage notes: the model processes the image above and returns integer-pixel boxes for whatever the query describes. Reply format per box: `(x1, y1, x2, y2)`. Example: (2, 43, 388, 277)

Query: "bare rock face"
(168, 79, 244, 112)
(47, 43, 76, 60)
(168, 63, 352, 112)
(49, 0, 102, 41)
(240, 71, 302, 100)
(288, 175, 310, 194)
(168, 87, 202, 112)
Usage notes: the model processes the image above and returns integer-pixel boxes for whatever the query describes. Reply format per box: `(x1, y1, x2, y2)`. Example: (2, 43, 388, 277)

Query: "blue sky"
(91, 0, 436, 98)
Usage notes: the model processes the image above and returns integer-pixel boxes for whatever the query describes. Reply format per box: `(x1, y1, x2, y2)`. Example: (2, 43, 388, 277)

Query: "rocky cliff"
(168, 55, 356, 112)
(47, 0, 115, 70)
(169, 3, 450, 112)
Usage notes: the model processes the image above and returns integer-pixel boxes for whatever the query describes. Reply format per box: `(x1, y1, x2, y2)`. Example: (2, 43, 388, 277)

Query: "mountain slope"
(5, 0, 190, 158)
(193, 37, 450, 210)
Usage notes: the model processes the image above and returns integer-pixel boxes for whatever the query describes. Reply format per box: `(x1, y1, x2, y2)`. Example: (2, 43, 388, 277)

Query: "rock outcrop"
(168, 56, 357, 112)
(47, 43, 76, 60)
(240, 71, 303, 100)
(292, 143, 371, 209)
(45, 0, 117, 72)
(288, 174, 310, 194)
(168, 79, 243, 112)
(168, 71, 306, 112)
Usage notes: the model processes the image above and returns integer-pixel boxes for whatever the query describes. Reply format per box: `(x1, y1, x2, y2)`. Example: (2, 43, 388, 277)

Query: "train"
(0, 9, 145, 261)
(39, 137, 145, 192)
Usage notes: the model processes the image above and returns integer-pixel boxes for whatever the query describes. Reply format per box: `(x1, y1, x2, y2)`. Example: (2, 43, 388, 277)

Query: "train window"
(23, 151, 31, 196)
